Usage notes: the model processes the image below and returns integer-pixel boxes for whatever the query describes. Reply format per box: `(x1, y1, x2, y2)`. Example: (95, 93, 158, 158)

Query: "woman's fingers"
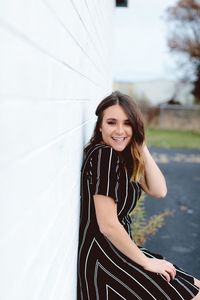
(165, 262, 176, 280)
(166, 266, 176, 280)
(145, 258, 177, 282)
(172, 266, 176, 279)
(162, 271, 171, 283)
(158, 261, 176, 282)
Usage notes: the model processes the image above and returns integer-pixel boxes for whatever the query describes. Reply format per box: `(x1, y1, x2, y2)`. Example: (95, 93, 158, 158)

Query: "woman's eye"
(107, 121, 116, 125)
(125, 121, 131, 126)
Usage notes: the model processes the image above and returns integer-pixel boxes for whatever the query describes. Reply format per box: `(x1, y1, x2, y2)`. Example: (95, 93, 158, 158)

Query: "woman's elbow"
(98, 222, 117, 239)
(154, 187, 167, 199)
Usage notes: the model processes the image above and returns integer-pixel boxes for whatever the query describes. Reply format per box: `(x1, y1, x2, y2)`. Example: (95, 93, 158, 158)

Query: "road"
(144, 147, 200, 278)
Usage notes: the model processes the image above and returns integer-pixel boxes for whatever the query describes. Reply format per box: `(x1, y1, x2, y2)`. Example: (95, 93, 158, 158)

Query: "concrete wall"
(138, 104, 200, 130)
(158, 104, 200, 130)
(0, 1, 114, 299)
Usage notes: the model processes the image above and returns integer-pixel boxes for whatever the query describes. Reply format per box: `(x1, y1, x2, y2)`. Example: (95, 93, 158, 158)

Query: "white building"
(0, 1, 115, 299)
(114, 79, 194, 105)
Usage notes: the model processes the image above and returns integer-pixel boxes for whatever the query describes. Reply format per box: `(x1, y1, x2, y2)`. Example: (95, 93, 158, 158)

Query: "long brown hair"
(86, 91, 145, 181)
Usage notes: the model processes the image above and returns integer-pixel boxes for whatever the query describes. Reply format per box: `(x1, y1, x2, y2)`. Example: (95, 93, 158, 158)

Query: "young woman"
(77, 91, 200, 299)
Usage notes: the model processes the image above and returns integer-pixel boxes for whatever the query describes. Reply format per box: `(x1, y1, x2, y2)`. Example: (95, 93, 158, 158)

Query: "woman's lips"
(112, 137, 126, 141)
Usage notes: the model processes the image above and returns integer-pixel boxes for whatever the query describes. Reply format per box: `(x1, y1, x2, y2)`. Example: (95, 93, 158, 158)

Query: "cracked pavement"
(143, 147, 200, 278)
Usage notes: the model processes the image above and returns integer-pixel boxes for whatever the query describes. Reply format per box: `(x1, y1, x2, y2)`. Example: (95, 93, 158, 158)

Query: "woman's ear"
(99, 127, 102, 132)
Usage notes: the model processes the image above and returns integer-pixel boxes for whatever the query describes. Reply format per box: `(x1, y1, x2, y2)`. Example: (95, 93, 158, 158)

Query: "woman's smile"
(100, 104, 133, 152)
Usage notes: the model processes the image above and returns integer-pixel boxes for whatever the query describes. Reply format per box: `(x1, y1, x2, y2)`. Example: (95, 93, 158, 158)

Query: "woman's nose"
(116, 124, 124, 134)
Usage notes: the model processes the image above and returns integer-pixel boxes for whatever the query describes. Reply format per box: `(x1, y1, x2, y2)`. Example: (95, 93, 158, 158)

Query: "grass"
(146, 128, 200, 149)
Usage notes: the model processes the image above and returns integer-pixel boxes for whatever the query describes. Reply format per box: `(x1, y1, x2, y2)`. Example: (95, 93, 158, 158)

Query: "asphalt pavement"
(144, 147, 200, 278)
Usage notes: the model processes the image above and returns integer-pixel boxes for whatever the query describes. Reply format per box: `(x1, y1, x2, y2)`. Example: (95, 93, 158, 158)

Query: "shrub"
(130, 193, 173, 246)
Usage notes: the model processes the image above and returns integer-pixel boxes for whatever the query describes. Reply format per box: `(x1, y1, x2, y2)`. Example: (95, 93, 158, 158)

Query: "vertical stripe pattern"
(77, 144, 199, 299)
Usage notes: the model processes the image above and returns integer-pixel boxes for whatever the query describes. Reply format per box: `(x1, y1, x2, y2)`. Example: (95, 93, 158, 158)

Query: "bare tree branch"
(165, 0, 200, 102)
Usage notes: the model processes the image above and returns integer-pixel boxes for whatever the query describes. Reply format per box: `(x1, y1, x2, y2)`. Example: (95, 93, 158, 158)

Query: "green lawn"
(146, 128, 200, 149)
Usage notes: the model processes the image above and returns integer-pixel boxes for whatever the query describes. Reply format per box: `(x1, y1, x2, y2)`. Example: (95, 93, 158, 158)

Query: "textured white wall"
(0, 1, 114, 299)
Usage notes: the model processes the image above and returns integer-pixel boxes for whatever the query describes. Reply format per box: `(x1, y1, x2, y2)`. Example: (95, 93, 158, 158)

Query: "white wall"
(0, 1, 114, 299)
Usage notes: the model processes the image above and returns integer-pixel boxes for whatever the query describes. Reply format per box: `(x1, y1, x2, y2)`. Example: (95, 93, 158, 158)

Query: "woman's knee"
(194, 278, 200, 288)
(193, 291, 200, 300)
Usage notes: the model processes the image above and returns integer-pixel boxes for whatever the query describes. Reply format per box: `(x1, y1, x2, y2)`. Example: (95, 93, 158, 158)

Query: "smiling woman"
(88, 91, 145, 182)
(99, 105, 133, 152)
(77, 91, 200, 299)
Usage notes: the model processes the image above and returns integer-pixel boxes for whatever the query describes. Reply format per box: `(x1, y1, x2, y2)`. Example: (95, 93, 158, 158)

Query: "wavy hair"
(86, 91, 145, 181)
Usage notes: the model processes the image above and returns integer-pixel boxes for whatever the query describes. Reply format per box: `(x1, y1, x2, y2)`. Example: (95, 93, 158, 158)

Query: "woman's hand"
(144, 257, 176, 282)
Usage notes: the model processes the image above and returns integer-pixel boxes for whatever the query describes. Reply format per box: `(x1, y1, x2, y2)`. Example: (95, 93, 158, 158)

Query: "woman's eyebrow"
(106, 118, 130, 121)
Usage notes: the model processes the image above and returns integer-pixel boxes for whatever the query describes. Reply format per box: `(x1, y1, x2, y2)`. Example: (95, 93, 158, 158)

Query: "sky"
(113, 0, 178, 82)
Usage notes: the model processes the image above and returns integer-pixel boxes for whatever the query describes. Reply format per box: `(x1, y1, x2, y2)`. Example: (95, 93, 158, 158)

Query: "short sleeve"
(90, 146, 120, 202)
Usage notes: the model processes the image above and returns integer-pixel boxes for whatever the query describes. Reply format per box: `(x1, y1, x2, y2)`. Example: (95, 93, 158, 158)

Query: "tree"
(165, 0, 200, 103)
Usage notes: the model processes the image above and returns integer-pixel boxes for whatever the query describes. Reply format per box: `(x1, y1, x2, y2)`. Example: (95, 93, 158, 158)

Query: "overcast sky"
(113, 0, 178, 82)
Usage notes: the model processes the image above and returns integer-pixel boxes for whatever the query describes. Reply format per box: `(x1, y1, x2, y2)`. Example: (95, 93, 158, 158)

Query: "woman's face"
(100, 104, 133, 152)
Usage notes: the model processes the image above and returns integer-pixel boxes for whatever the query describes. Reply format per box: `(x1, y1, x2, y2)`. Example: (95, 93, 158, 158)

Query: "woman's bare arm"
(94, 194, 148, 266)
(93, 194, 176, 282)
(139, 144, 167, 198)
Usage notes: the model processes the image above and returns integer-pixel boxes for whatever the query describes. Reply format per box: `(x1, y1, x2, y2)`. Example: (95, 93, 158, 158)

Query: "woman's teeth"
(112, 137, 125, 141)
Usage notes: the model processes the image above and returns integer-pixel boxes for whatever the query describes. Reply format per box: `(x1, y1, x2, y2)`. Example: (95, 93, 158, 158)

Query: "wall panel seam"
(0, 18, 103, 87)
(42, 0, 105, 77)
(0, 119, 94, 173)
(70, 0, 106, 68)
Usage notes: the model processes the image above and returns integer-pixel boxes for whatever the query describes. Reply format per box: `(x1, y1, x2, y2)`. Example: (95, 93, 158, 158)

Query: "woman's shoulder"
(82, 143, 123, 177)
(85, 143, 120, 160)
(83, 144, 123, 170)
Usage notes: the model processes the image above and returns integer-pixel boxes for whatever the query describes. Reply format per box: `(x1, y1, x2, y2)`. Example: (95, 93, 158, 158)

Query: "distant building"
(114, 79, 194, 105)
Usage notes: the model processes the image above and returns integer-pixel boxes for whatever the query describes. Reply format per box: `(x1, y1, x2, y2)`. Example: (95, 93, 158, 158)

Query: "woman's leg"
(194, 278, 200, 289)
(193, 278, 200, 300)
(193, 292, 200, 300)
